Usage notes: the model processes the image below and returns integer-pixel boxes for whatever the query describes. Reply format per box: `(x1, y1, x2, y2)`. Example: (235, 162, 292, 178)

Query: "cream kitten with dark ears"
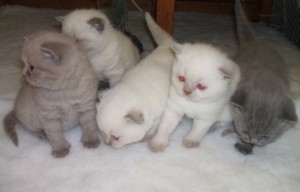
(57, 9, 139, 88)
(96, 12, 174, 148)
(3, 31, 100, 158)
(149, 42, 240, 152)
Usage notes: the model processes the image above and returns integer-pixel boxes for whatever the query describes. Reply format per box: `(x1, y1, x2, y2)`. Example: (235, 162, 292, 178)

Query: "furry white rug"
(0, 5, 300, 192)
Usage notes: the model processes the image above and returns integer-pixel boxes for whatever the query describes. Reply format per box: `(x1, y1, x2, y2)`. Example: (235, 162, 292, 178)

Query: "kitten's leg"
(234, 140, 253, 155)
(142, 126, 157, 141)
(42, 120, 71, 158)
(79, 108, 100, 148)
(149, 108, 183, 152)
(183, 119, 215, 148)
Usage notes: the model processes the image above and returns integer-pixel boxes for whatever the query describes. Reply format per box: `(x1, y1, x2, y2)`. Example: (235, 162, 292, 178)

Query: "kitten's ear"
(231, 88, 246, 108)
(56, 16, 65, 23)
(40, 42, 68, 63)
(88, 18, 105, 32)
(171, 42, 183, 55)
(125, 110, 144, 124)
(219, 67, 232, 80)
(280, 98, 298, 123)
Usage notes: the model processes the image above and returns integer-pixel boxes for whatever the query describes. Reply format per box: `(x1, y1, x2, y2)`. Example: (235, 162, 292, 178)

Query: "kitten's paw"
(148, 141, 168, 152)
(182, 138, 199, 148)
(234, 142, 253, 155)
(52, 148, 70, 158)
(82, 138, 100, 149)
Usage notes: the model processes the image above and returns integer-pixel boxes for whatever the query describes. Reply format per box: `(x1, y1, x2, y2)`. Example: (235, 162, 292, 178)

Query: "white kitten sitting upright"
(57, 9, 139, 87)
(96, 12, 174, 148)
(149, 43, 241, 152)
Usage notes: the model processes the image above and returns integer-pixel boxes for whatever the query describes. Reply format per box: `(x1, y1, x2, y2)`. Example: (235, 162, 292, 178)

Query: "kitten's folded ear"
(171, 42, 182, 55)
(231, 88, 246, 108)
(88, 18, 105, 32)
(56, 16, 65, 23)
(40, 42, 69, 63)
(280, 98, 298, 124)
(125, 110, 144, 124)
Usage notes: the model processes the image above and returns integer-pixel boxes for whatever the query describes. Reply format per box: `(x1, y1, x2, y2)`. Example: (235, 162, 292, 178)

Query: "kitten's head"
(21, 31, 82, 90)
(171, 43, 238, 102)
(96, 87, 149, 148)
(57, 9, 111, 47)
(231, 77, 298, 146)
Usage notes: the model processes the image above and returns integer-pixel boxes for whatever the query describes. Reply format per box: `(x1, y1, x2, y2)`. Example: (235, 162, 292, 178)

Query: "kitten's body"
(96, 13, 174, 148)
(149, 42, 240, 152)
(230, 0, 297, 154)
(3, 31, 100, 158)
(58, 9, 139, 87)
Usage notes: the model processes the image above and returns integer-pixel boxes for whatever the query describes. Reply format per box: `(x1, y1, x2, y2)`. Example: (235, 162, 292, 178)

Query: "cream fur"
(96, 12, 174, 148)
(149, 43, 240, 152)
(60, 9, 139, 86)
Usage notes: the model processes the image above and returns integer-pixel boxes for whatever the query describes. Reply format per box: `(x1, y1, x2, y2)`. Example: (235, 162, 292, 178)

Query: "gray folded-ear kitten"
(3, 31, 100, 158)
(229, 0, 298, 155)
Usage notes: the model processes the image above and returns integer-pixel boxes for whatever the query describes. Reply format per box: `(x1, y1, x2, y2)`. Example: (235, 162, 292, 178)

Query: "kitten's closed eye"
(231, 103, 243, 114)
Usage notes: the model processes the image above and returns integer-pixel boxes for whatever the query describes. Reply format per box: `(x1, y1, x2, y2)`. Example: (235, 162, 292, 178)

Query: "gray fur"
(3, 31, 100, 158)
(230, 0, 298, 154)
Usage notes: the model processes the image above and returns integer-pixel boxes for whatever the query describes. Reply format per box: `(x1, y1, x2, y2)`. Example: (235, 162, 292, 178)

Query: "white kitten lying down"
(96, 13, 174, 148)
(57, 9, 139, 87)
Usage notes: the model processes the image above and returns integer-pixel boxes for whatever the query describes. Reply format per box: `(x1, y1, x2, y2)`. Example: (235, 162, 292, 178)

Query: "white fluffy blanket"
(0, 5, 300, 192)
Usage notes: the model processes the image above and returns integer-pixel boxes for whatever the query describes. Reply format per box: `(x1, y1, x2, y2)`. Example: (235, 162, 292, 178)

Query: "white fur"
(60, 9, 139, 86)
(96, 13, 174, 148)
(149, 43, 240, 152)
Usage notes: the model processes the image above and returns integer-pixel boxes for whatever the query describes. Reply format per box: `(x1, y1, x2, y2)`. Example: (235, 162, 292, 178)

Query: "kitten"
(3, 31, 100, 158)
(57, 9, 140, 88)
(96, 12, 174, 148)
(229, 0, 298, 155)
(149, 42, 240, 152)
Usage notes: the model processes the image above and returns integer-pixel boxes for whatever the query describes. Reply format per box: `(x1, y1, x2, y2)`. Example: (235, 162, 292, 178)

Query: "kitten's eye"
(197, 83, 206, 91)
(29, 64, 35, 72)
(178, 76, 185, 82)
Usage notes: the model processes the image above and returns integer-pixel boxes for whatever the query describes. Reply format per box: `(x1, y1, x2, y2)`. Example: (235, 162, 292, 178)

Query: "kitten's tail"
(4, 111, 19, 146)
(145, 12, 173, 46)
(235, 0, 257, 45)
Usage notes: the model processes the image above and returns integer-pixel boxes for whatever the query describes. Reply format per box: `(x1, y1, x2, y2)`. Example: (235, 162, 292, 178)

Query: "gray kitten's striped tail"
(4, 111, 19, 146)
(235, 0, 257, 45)
(145, 12, 173, 46)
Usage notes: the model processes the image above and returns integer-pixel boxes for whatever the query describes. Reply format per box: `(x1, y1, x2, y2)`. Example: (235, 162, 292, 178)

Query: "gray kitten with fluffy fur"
(230, 0, 298, 154)
(3, 31, 100, 158)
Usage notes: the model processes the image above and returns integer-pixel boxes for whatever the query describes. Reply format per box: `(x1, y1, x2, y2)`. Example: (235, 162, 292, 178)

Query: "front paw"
(52, 148, 70, 158)
(82, 138, 100, 149)
(234, 142, 253, 155)
(148, 139, 168, 152)
(182, 138, 199, 148)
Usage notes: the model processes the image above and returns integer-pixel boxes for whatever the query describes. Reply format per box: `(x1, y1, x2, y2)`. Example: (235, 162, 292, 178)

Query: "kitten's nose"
(184, 89, 192, 95)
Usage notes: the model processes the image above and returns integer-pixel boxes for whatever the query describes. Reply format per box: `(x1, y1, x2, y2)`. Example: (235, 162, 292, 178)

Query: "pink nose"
(184, 89, 192, 95)
(111, 135, 120, 141)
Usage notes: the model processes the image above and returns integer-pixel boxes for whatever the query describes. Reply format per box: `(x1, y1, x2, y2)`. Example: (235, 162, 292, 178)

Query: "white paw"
(182, 138, 199, 148)
(148, 139, 168, 152)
